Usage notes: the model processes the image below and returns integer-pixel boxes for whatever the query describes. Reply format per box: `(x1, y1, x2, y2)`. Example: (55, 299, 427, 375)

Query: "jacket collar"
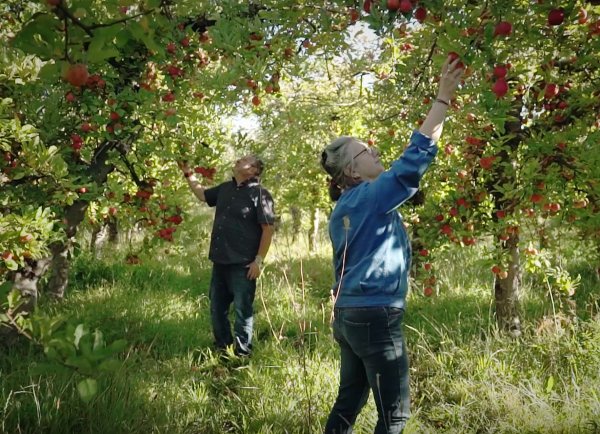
(232, 176, 260, 188)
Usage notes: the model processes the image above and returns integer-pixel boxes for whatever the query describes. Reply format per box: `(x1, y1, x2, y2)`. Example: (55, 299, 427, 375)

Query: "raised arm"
(179, 161, 206, 203)
(419, 56, 464, 141)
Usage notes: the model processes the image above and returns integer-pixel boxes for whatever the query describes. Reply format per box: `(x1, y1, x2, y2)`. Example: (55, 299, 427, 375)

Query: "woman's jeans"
(325, 306, 410, 434)
(209, 263, 256, 355)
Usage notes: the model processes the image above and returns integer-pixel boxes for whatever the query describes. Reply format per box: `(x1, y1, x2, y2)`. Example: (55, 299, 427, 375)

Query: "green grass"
(2, 231, 600, 433)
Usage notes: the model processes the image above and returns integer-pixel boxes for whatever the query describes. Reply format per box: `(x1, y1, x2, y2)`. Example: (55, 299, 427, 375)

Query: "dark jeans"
(209, 263, 256, 355)
(325, 307, 410, 434)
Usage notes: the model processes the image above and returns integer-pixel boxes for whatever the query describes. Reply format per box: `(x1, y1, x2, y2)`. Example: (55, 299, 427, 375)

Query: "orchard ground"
(2, 210, 600, 434)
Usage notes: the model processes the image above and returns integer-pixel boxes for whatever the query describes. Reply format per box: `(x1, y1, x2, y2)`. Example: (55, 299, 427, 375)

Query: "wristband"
(435, 98, 450, 107)
(254, 255, 263, 267)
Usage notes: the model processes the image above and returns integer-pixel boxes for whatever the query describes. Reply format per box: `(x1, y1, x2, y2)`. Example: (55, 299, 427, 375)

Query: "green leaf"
(108, 339, 127, 354)
(38, 62, 61, 81)
(29, 362, 71, 376)
(65, 356, 93, 372)
(73, 323, 87, 348)
(129, 22, 160, 53)
(11, 14, 62, 59)
(44, 346, 60, 361)
(87, 35, 120, 63)
(77, 378, 98, 403)
(93, 329, 105, 351)
(98, 358, 121, 372)
(545, 375, 554, 393)
(4, 258, 18, 271)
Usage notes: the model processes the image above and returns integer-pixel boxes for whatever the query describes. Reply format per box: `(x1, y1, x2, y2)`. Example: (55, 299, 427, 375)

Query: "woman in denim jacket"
(321, 56, 463, 434)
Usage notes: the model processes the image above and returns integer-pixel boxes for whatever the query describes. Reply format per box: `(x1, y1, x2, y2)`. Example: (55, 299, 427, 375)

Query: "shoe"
(234, 336, 252, 357)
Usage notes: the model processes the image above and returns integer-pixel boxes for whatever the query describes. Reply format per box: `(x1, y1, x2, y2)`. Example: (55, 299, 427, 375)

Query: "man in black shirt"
(180, 155, 276, 356)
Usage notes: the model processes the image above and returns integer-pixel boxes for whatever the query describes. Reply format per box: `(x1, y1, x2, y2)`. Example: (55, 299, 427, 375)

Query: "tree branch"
(89, 9, 155, 30)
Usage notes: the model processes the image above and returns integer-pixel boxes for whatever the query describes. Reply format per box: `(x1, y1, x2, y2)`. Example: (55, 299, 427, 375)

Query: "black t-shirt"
(204, 178, 276, 265)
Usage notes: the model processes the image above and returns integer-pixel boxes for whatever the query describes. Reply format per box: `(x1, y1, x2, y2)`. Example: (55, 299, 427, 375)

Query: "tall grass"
(1, 222, 600, 433)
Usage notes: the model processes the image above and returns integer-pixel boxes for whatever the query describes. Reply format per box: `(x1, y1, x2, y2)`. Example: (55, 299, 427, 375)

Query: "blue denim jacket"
(329, 130, 437, 309)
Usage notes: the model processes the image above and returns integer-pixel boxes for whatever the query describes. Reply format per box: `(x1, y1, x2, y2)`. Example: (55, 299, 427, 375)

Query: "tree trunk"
(45, 142, 115, 297)
(290, 206, 301, 243)
(90, 217, 119, 257)
(309, 208, 320, 252)
(0, 258, 51, 345)
(494, 233, 522, 335)
(46, 241, 71, 299)
(45, 199, 90, 298)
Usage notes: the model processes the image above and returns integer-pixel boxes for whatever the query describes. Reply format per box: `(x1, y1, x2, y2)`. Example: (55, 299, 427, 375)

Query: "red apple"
(110, 111, 120, 121)
(399, 0, 412, 13)
(578, 8, 588, 25)
(447, 52, 465, 69)
(491, 265, 502, 275)
(479, 156, 496, 170)
(424, 263, 432, 271)
(493, 64, 508, 78)
(494, 21, 512, 37)
(65, 64, 89, 87)
(423, 287, 434, 297)
(492, 78, 509, 98)
(496, 210, 506, 219)
(544, 83, 559, 99)
(548, 8, 565, 26)
(65, 91, 76, 103)
(252, 95, 261, 106)
(415, 7, 427, 22)
(162, 92, 176, 102)
(363, 0, 372, 13)
(387, 0, 400, 11)
(349, 8, 360, 23)
(530, 193, 544, 203)
(465, 136, 484, 146)
(419, 249, 429, 257)
(20, 234, 33, 243)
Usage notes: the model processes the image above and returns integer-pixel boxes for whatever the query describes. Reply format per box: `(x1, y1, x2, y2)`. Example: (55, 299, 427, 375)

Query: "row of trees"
(2, 0, 600, 344)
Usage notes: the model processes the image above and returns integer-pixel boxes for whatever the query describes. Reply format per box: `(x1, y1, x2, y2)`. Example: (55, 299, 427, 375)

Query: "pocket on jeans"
(341, 318, 371, 353)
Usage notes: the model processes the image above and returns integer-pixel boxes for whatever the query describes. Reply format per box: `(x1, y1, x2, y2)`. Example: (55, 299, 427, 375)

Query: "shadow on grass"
(38, 254, 217, 359)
